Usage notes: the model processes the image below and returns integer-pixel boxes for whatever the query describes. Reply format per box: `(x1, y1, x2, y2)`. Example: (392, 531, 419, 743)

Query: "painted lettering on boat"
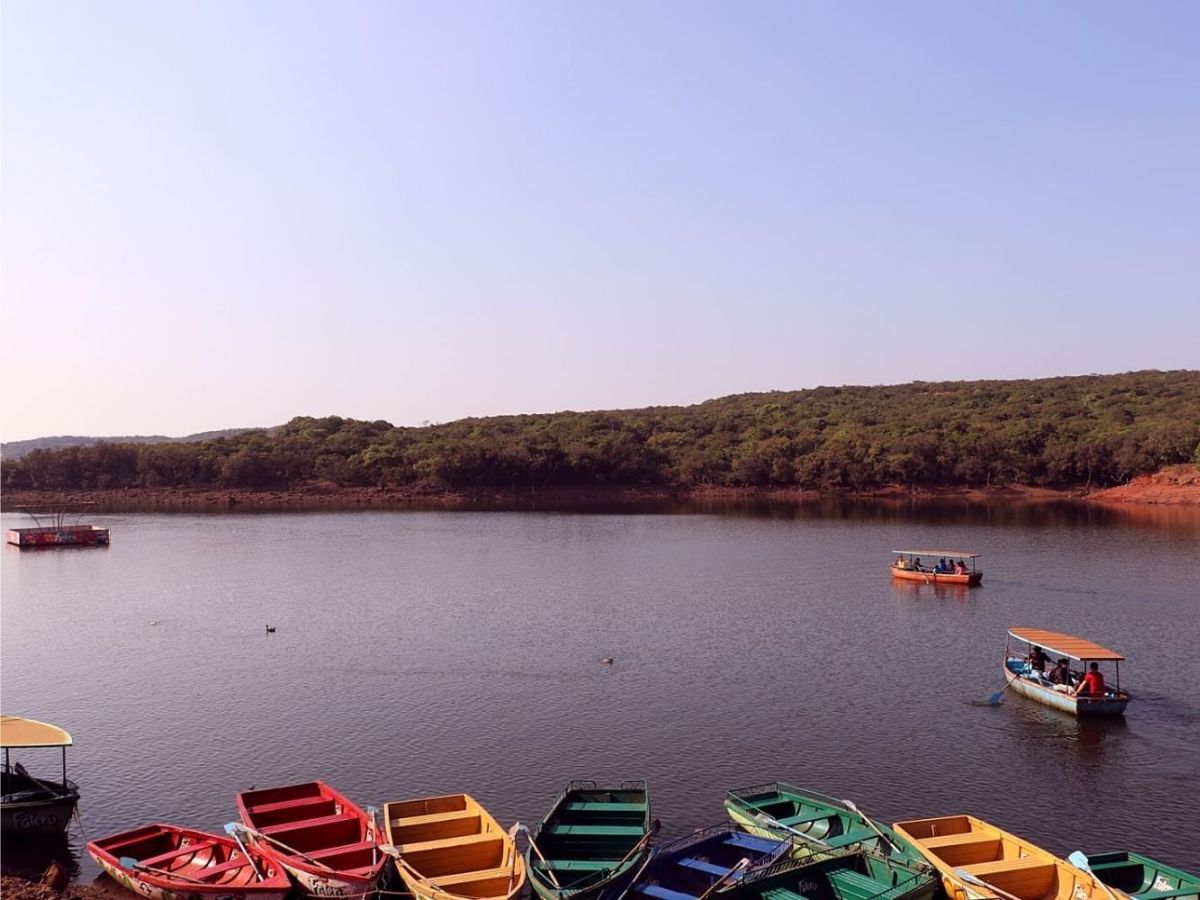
(13, 811, 60, 830)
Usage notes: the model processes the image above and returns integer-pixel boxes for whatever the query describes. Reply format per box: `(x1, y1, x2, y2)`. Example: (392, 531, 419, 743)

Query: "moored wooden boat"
(1004, 628, 1131, 717)
(87, 823, 291, 900)
(383, 792, 525, 900)
(890, 551, 982, 586)
(1, 716, 80, 836)
(893, 814, 1122, 900)
(720, 848, 939, 900)
(236, 780, 385, 898)
(526, 780, 653, 900)
(725, 783, 928, 868)
(1083, 852, 1199, 900)
(623, 825, 791, 900)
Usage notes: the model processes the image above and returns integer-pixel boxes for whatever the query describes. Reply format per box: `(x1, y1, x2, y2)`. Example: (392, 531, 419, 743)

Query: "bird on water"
(266, 625, 276, 634)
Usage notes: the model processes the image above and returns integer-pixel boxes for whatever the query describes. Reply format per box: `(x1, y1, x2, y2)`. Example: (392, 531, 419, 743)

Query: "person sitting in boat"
(1049, 658, 1073, 689)
(1072, 662, 1107, 698)
(896, 557, 909, 570)
(1027, 646, 1048, 674)
(934, 558, 948, 573)
(912, 557, 923, 571)
(954, 559, 968, 575)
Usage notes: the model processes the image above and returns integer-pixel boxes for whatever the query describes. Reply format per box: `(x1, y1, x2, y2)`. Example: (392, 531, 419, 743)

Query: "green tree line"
(4, 371, 1198, 493)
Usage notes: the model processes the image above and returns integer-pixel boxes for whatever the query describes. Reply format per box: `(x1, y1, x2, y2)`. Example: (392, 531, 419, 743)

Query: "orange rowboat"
(891, 551, 982, 586)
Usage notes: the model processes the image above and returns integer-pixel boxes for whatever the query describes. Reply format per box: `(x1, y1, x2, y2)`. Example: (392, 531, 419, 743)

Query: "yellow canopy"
(893, 550, 980, 559)
(0, 716, 73, 748)
(1008, 628, 1124, 662)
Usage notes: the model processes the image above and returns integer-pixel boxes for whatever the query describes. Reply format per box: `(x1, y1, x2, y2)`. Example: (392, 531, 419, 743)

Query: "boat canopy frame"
(0, 716, 72, 786)
(1006, 628, 1123, 691)
(892, 551, 980, 573)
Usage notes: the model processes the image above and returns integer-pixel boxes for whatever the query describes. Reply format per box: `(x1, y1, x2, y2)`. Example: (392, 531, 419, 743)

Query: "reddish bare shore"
(1, 872, 112, 900)
(1083, 464, 1200, 505)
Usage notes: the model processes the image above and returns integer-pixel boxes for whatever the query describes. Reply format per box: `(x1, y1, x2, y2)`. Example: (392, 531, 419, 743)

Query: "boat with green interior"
(1082, 852, 1199, 900)
(725, 784, 927, 869)
(525, 780, 654, 900)
(719, 849, 938, 900)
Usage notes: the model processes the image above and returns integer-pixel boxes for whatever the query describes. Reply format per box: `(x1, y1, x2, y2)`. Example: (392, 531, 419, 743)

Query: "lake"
(2, 503, 1198, 881)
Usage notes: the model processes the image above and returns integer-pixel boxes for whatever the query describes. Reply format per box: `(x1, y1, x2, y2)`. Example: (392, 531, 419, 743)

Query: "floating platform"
(7, 525, 110, 548)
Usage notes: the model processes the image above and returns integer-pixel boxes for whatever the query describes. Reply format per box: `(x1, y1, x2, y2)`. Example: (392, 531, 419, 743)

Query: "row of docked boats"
(81, 780, 1197, 900)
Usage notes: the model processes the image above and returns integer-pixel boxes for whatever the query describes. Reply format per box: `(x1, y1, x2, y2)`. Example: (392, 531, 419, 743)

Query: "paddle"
(696, 857, 751, 900)
(225, 822, 336, 872)
(222, 823, 263, 880)
(13, 762, 63, 797)
(840, 800, 896, 855)
(380, 844, 447, 893)
(987, 678, 1015, 706)
(753, 812, 831, 848)
(366, 807, 379, 869)
(119, 857, 208, 885)
(512, 824, 562, 889)
(507, 823, 522, 894)
(1067, 851, 1122, 900)
(952, 867, 1024, 900)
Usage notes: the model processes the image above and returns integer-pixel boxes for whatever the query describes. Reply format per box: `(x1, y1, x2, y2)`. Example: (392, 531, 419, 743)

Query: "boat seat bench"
(723, 833, 783, 854)
(960, 858, 1053, 878)
(763, 889, 811, 900)
(140, 840, 219, 867)
(918, 833, 1001, 850)
(433, 866, 517, 887)
(308, 840, 378, 861)
(536, 860, 615, 872)
(549, 830, 652, 844)
(824, 830, 875, 849)
(262, 813, 357, 836)
(399, 832, 500, 853)
(634, 885, 697, 900)
(197, 859, 250, 881)
(249, 796, 333, 817)
(677, 858, 730, 878)
(390, 809, 479, 829)
(562, 802, 646, 813)
(828, 868, 888, 900)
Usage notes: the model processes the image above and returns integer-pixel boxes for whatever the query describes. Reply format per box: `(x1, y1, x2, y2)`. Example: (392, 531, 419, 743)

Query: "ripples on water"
(1, 505, 1198, 880)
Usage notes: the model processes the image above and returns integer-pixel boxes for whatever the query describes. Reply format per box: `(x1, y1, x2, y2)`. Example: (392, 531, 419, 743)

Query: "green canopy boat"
(724, 784, 927, 869)
(1083, 852, 1199, 900)
(526, 780, 655, 900)
(719, 848, 938, 900)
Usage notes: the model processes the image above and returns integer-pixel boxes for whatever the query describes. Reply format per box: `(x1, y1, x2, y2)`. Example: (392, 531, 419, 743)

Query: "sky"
(2, 1, 1198, 440)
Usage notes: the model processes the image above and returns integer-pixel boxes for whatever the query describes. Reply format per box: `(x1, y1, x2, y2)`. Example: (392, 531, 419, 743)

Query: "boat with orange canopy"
(1003, 628, 1131, 716)
(891, 551, 982, 586)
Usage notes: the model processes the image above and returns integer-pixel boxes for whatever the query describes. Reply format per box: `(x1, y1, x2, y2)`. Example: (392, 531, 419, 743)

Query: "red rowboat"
(235, 780, 385, 899)
(88, 823, 290, 900)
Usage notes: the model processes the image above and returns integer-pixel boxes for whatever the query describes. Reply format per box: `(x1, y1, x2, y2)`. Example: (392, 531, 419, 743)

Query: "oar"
(513, 825, 562, 889)
(1067, 852, 1122, 900)
(119, 857, 208, 885)
(222, 823, 263, 880)
(225, 822, 335, 872)
(953, 867, 1025, 900)
(380, 845, 447, 893)
(754, 812, 831, 847)
(696, 858, 751, 900)
(987, 678, 1016, 706)
(507, 823, 522, 894)
(840, 800, 896, 854)
(13, 762, 63, 797)
(367, 807, 379, 869)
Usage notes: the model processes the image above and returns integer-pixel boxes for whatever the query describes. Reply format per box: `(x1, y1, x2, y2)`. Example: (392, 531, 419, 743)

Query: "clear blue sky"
(2, 1, 1197, 440)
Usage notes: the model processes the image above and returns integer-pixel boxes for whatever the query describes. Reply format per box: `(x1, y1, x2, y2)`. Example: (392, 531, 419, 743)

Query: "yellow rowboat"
(382, 793, 525, 900)
(893, 815, 1126, 900)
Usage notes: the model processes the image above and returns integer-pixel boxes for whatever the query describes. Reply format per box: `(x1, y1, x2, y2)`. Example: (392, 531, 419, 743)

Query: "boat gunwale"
(731, 847, 937, 900)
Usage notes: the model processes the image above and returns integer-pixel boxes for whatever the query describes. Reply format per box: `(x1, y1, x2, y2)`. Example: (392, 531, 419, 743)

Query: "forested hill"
(3, 371, 1198, 493)
(0, 429, 256, 460)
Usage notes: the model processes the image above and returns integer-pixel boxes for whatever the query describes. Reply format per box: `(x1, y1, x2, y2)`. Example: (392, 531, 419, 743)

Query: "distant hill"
(1, 429, 259, 460)
(3, 371, 1198, 493)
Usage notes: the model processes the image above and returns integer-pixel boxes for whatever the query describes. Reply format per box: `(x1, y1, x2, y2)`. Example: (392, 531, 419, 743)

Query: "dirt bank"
(1, 873, 109, 900)
(1084, 464, 1200, 505)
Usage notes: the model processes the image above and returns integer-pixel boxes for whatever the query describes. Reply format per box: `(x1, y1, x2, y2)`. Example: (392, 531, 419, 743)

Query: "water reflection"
(0, 831, 82, 881)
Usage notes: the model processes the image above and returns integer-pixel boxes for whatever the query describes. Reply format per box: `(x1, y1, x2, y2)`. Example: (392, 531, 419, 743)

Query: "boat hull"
(236, 780, 385, 899)
(894, 814, 1118, 900)
(6, 526, 110, 547)
(1085, 851, 1200, 900)
(1004, 664, 1130, 716)
(1, 770, 79, 836)
(384, 793, 525, 900)
(88, 823, 291, 900)
(890, 567, 981, 586)
(527, 781, 651, 900)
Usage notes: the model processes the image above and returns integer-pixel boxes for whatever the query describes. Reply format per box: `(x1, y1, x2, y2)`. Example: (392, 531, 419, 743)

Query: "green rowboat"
(527, 780, 654, 900)
(1084, 852, 1199, 900)
(724, 783, 927, 869)
(720, 848, 938, 900)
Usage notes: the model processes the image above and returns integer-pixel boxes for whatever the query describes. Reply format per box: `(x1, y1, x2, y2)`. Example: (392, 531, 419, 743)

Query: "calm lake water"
(2, 504, 1198, 881)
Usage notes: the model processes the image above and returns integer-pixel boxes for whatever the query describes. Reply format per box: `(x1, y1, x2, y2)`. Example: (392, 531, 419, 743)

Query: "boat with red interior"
(235, 780, 385, 898)
(891, 551, 982, 586)
(87, 823, 290, 900)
